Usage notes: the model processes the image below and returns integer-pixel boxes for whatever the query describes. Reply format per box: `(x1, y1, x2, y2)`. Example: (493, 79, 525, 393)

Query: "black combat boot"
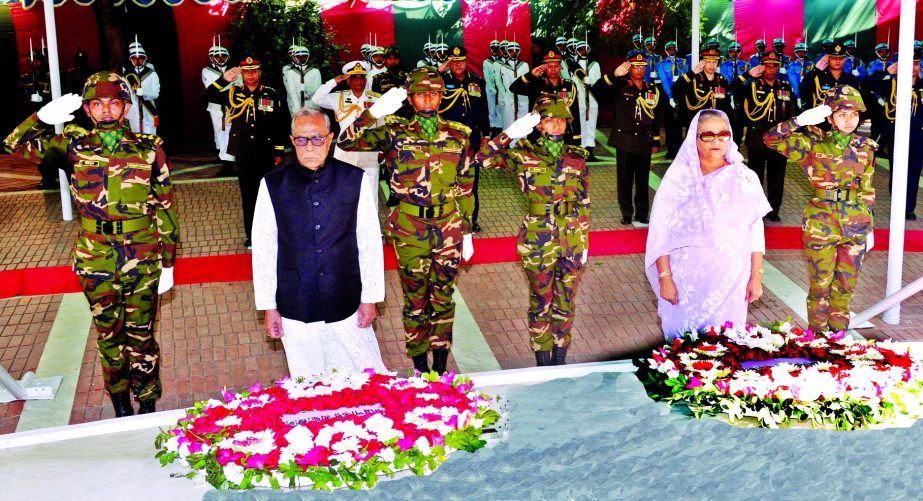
(109, 392, 134, 418)
(552, 345, 568, 366)
(431, 349, 450, 375)
(412, 353, 430, 373)
(215, 160, 236, 178)
(535, 350, 552, 367)
(138, 399, 156, 414)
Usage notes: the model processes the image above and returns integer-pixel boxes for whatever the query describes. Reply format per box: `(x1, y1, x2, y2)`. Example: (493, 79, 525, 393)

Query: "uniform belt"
(814, 188, 858, 203)
(529, 201, 577, 216)
(397, 200, 456, 219)
(80, 216, 152, 235)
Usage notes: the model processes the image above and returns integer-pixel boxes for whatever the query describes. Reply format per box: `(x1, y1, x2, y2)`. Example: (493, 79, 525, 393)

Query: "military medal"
(715, 86, 726, 99)
(258, 97, 273, 112)
(777, 88, 790, 101)
(558, 90, 569, 100)
(645, 91, 656, 106)
(468, 83, 481, 97)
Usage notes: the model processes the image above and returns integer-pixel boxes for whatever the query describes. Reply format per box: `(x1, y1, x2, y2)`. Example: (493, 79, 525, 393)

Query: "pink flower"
(244, 454, 270, 469)
(830, 330, 846, 341)
(298, 446, 330, 466)
(215, 448, 236, 466)
(686, 377, 703, 389)
(397, 436, 416, 450)
(722, 321, 734, 330)
(248, 382, 262, 393)
(222, 388, 234, 402)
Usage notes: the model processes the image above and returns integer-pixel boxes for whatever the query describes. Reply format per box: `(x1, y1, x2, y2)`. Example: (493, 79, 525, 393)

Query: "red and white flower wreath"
(155, 370, 501, 490)
(635, 321, 923, 430)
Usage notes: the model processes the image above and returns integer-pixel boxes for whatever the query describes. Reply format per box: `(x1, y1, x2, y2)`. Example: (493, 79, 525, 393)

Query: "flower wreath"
(154, 371, 501, 491)
(633, 321, 923, 430)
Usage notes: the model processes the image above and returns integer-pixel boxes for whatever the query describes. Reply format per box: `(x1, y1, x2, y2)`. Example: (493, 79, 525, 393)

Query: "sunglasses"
(293, 135, 329, 147)
(697, 130, 731, 143)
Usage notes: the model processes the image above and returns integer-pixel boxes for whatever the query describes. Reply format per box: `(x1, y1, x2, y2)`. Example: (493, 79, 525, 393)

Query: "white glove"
(135, 87, 144, 97)
(877, 97, 885, 106)
(158, 267, 174, 295)
(797, 97, 803, 109)
(30, 93, 42, 103)
(36, 93, 83, 125)
(780, 67, 788, 75)
(795, 105, 832, 127)
(369, 87, 407, 119)
(669, 98, 676, 108)
(462, 234, 474, 261)
(581, 249, 588, 265)
(504, 112, 540, 139)
(852, 69, 860, 77)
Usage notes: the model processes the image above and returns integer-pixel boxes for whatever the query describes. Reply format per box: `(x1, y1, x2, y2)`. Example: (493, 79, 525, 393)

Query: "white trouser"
(128, 105, 156, 136)
(499, 94, 529, 129)
(579, 105, 599, 148)
(280, 310, 387, 379)
(207, 107, 235, 161)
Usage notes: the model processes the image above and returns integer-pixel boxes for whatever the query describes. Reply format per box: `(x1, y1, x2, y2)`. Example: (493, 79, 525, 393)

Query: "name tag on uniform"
(77, 160, 100, 167)
(821, 84, 831, 92)
(815, 153, 834, 160)
(527, 166, 546, 174)
(468, 83, 481, 97)
(258, 97, 273, 112)
(401, 145, 425, 152)
(444, 145, 463, 153)
(127, 162, 151, 170)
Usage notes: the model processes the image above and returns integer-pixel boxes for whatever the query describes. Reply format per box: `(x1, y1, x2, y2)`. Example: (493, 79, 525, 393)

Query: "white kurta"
(312, 79, 382, 209)
(202, 65, 237, 161)
(252, 173, 386, 378)
(282, 64, 323, 116)
(126, 64, 160, 135)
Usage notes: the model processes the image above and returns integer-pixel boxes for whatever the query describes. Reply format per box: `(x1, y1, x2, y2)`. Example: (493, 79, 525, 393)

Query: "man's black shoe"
(37, 180, 59, 190)
(138, 399, 156, 414)
(472, 222, 482, 233)
(587, 152, 599, 162)
(766, 214, 781, 222)
(620, 216, 632, 225)
(245, 238, 252, 249)
(907, 212, 918, 221)
(636, 216, 649, 225)
(109, 392, 134, 418)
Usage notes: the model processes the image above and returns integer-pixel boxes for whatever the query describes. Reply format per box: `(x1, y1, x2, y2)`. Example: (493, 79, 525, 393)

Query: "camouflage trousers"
(804, 235, 867, 332)
(389, 209, 463, 357)
(523, 255, 582, 352)
(73, 230, 163, 400)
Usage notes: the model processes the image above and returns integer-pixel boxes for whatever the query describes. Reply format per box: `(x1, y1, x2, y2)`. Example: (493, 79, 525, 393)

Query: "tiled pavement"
(3, 129, 923, 434)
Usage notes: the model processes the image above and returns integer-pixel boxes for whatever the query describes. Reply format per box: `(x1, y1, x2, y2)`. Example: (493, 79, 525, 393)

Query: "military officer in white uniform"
(572, 40, 601, 159)
(311, 61, 383, 209)
(498, 41, 530, 128)
(124, 41, 160, 135)
(202, 43, 240, 176)
(282, 45, 323, 117)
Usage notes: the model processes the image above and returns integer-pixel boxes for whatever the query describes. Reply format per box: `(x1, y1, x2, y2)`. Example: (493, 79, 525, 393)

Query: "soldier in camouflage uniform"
(763, 85, 875, 332)
(477, 95, 589, 366)
(3, 72, 178, 416)
(337, 68, 475, 374)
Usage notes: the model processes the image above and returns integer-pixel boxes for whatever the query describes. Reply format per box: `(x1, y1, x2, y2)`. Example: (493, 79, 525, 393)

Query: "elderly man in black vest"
(251, 106, 386, 377)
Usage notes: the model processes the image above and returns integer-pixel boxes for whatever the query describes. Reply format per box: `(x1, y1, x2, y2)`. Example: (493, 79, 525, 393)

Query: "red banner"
(462, 0, 532, 79)
(733, 0, 804, 59)
(320, 0, 395, 63)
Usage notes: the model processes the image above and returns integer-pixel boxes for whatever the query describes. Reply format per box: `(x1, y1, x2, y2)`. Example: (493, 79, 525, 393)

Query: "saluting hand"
(334, 74, 350, 84)
(692, 60, 706, 74)
(816, 55, 828, 71)
(614, 62, 631, 77)
(749, 65, 764, 78)
(887, 62, 899, 75)
(223, 67, 242, 82)
(531, 64, 547, 77)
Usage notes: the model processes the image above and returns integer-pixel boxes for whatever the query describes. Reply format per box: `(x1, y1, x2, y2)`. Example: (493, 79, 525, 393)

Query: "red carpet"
(2, 227, 922, 299)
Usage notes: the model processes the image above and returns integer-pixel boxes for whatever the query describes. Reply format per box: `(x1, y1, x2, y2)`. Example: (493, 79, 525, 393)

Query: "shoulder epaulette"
(567, 145, 589, 159)
(446, 120, 471, 136)
(385, 115, 408, 125)
(62, 124, 88, 138)
(261, 85, 276, 93)
(365, 90, 381, 98)
(136, 133, 163, 147)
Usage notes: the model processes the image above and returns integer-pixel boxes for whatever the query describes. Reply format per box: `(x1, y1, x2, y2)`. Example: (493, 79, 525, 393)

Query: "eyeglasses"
(697, 130, 731, 143)
(292, 135, 329, 147)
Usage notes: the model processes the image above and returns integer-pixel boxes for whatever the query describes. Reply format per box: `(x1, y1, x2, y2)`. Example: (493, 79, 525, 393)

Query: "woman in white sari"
(645, 109, 772, 339)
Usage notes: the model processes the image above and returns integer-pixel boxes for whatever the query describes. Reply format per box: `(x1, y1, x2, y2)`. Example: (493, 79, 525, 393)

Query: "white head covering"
(644, 109, 771, 272)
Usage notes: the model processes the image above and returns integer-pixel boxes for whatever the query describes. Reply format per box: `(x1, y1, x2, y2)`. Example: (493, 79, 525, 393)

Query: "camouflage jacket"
(763, 118, 876, 241)
(477, 132, 590, 259)
(3, 114, 179, 266)
(338, 110, 475, 233)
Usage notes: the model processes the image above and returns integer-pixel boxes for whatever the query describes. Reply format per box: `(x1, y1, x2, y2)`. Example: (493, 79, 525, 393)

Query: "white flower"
(332, 435, 362, 455)
(216, 429, 276, 456)
(377, 447, 396, 463)
(414, 436, 431, 456)
(215, 415, 242, 427)
(364, 414, 403, 442)
(314, 420, 374, 448)
(417, 392, 440, 401)
(223, 463, 245, 485)
(283, 425, 315, 453)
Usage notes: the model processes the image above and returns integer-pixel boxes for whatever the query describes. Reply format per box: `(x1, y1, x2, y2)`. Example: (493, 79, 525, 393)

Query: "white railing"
(850, 275, 923, 328)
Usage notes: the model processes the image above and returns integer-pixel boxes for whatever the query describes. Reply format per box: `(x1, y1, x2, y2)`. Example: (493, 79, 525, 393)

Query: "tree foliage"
(228, 0, 343, 82)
